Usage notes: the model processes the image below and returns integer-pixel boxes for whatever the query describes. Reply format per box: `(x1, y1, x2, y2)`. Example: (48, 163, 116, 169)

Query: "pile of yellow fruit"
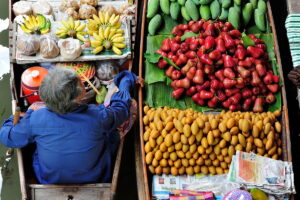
(143, 106, 282, 176)
(88, 11, 126, 55)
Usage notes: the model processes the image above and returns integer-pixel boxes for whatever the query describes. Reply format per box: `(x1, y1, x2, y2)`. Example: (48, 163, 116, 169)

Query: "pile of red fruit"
(156, 20, 280, 112)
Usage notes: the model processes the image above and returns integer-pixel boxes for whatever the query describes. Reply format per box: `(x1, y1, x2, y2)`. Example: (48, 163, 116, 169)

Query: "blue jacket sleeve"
(114, 71, 137, 92)
(98, 91, 131, 132)
(0, 110, 34, 148)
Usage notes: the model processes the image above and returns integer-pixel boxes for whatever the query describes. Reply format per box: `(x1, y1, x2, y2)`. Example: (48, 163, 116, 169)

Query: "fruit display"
(142, 106, 282, 175)
(19, 14, 51, 34)
(153, 20, 279, 112)
(90, 27, 126, 55)
(87, 11, 123, 36)
(146, 0, 267, 35)
(55, 17, 86, 41)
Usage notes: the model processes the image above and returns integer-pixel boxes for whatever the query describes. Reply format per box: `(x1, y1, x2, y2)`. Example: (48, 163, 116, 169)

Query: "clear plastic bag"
(32, 0, 53, 15)
(40, 35, 60, 59)
(79, 4, 97, 20)
(16, 34, 40, 56)
(79, 0, 97, 7)
(58, 38, 82, 60)
(96, 60, 119, 81)
(223, 189, 253, 200)
(59, 0, 80, 12)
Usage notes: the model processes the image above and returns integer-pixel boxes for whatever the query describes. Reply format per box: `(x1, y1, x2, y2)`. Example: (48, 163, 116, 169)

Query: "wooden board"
(8, 0, 139, 199)
(136, 1, 293, 199)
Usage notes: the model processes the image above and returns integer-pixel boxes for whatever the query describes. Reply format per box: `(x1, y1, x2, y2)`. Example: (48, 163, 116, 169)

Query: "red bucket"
(21, 67, 48, 105)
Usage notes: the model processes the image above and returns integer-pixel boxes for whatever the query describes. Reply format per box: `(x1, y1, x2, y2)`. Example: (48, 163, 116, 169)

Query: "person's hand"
(136, 76, 144, 87)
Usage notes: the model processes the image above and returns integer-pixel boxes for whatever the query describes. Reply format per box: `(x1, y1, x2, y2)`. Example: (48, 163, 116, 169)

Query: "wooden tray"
(135, 1, 293, 200)
(9, 0, 137, 64)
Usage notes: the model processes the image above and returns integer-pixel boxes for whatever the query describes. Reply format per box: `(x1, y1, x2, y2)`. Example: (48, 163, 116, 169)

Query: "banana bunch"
(19, 14, 51, 34)
(87, 11, 123, 36)
(91, 27, 126, 55)
(55, 17, 86, 41)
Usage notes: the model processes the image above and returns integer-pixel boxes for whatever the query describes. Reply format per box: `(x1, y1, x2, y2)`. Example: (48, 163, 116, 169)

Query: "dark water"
(0, 0, 22, 199)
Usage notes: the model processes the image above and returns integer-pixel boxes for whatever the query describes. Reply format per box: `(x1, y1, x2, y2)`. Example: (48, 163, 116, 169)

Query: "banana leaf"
(145, 82, 222, 112)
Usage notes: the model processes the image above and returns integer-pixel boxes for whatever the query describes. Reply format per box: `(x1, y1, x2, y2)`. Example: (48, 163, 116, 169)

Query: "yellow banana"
(108, 28, 117, 38)
(61, 20, 70, 29)
(76, 33, 85, 42)
(110, 15, 120, 26)
(20, 25, 32, 34)
(93, 32, 103, 41)
(112, 37, 125, 43)
(99, 12, 105, 24)
(111, 33, 123, 40)
(112, 46, 122, 55)
(92, 46, 104, 54)
(115, 22, 122, 29)
(104, 12, 110, 24)
(98, 29, 104, 40)
(28, 16, 35, 27)
(55, 30, 67, 35)
(59, 32, 68, 38)
(68, 17, 75, 29)
(76, 23, 86, 32)
(113, 42, 126, 49)
(109, 14, 116, 23)
(24, 20, 34, 30)
(104, 27, 110, 38)
(91, 40, 102, 48)
(40, 28, 50, 34)
(116, 29, 124, 34)
(74, 21, 81, 30)
(93, 14, 101, 24)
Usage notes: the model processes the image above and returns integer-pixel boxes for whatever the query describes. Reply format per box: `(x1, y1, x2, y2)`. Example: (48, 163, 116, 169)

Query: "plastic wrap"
(17, 34, 40, 56)
(13, 1, 32, 16)
(99, 5, 119, 15)
(59, 0, 80, 12)
(58, 38, 82, 60)
(40, 35, 60, 59)
(223, 189, 253, 200)
(32, 0, 53, 16)
(96, 60, 119, 81)
(79, 0, 97, 7)
(79, 4, 97, 20)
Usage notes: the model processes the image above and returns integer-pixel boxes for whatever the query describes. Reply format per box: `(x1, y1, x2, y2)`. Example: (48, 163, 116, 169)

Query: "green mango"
(147, 0, 160, 19)
(148, 14, 162, 35)
(96, 86, 107, 104)
(250, 188, 268, 200)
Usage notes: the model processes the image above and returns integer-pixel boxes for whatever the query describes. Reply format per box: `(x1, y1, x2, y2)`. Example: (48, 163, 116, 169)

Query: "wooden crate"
(135, 1, 293, 200)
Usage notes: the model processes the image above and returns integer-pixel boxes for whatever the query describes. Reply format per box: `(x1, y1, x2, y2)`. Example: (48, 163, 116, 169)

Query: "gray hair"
(39, 67, 83, 114)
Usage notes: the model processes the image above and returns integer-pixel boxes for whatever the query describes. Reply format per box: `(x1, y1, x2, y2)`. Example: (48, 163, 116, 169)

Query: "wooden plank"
(17, 148, 28, 200)
(111, 138, 125, 199)
(267, 1, 292, 163)
(31, 186, 111, 200)
(137, 0, 151, 199)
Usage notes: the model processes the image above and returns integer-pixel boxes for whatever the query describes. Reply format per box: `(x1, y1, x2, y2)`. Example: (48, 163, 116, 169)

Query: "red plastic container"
(21, 67, 48, 105)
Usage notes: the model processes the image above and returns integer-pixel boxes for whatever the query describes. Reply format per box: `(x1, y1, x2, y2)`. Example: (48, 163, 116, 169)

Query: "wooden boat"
(136, 1, 293, 199)
(8, 0, 139, 199)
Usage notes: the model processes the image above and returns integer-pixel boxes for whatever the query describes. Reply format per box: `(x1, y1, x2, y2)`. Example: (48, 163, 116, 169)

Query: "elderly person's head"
(39, 67, 85, 114)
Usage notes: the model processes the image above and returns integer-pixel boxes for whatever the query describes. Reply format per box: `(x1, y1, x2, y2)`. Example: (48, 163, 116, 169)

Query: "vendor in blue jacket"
(0, 67, 137, 184)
